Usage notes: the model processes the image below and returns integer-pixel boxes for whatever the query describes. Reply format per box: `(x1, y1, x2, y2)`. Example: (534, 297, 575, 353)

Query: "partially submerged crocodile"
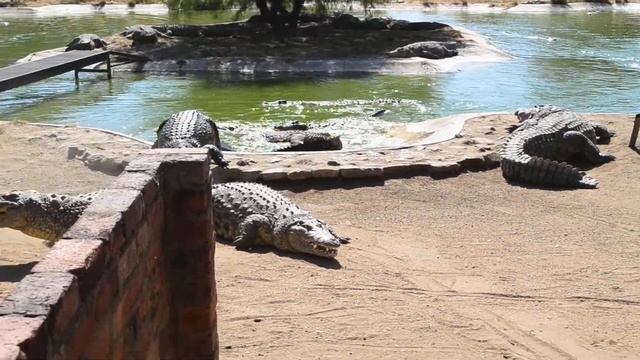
(153, 110, 229, 168)
(212, 182, 348, 258)
(65, 34, 108, 51)
(500, 105, 615, 188)
(264, 130, 343, 151)
(121, 25, 170, 46)
(0, 191, 96, 245)
(1, 183, 349, 258)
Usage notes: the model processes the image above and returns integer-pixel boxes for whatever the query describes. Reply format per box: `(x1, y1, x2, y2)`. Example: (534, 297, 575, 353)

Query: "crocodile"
(151, 24, 203, 37)
(264, 130, 343, 151)
(0, 183, 349, 258)
(65, 34, 108, 51)
(500, 105, 615, 189)
(0, 191, 96, 246)
(212, 182, 349, 258)
(121, 25, 170, 46)
(386, 41, 458, 59)
(152, 110, 229, 168)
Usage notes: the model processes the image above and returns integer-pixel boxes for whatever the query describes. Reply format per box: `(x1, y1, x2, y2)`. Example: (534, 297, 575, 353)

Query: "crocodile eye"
(299, 222, 313, 231)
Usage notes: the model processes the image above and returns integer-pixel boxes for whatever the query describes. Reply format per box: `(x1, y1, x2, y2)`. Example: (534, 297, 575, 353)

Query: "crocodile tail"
(501, 155, 598, 189)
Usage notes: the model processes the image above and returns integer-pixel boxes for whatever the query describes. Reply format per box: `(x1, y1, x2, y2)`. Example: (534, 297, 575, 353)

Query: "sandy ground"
(0, 115, 639, 358)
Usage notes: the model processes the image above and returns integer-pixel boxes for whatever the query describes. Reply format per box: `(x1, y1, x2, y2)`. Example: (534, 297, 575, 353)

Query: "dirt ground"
(1, 115, 639, 358)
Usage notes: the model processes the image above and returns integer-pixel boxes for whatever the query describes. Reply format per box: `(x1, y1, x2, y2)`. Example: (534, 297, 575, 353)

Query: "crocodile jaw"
(283, 218, 341, 258)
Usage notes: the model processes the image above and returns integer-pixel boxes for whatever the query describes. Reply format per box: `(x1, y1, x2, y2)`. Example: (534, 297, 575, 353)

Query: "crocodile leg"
(203, 144, 229, 168)
(233, 214, 270, 249)
(562, 131, 615, 163)
(592, 123, 615, 144)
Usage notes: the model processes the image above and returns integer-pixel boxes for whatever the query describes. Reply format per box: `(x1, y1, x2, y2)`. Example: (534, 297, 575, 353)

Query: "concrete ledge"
(211, 113, 511, 184)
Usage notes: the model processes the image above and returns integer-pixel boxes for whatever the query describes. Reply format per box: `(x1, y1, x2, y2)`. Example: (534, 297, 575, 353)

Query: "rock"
(386, 41, 458, 59)
(359, 17, 389, 30)
(274, 121, 309, 131)
(67, 145, 87, 160)
(287, 170, 312, 181)
(332, 14, 361, 29)
(340, 167, 383, 178)
(312, 168, 340, 178)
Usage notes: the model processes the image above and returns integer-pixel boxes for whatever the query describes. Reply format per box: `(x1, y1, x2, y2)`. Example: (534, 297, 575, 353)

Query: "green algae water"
(1, 9, 640, 148)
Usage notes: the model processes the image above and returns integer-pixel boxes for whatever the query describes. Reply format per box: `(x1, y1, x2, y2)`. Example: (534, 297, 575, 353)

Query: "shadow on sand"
(0, 261, 38, 283)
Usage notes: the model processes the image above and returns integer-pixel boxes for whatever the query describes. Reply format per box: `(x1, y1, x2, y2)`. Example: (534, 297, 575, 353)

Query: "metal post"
(630, 114, 640, 149)
(106, 54, 112, 80)
(74, 69, 79, 86)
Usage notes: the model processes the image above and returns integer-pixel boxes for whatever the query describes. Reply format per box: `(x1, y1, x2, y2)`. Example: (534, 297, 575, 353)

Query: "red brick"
(125, 154, 164, 173)
(93, 269, 119, 320)
(162, 157, 211, 190)
(166, 216, 213, 251)
(80, 188, 141, 215)
(32, 239, 105, 298)
(171, 277, 215, 309)
(175, 332, 216, 358)
(114, 272, 143, 332)
(116, 242, 138, 288)
(62, 213, 123, 243)
(78, 190, 144, 240)
(0, 345, 22, 360)
(179, 306, 214, 333)
(133, 197, 165, 257)
(145, 340, 160, 359)
(32, 239, 102, 274)
(168, 248, 212, 275)
(111, 337, 124, 360)
(184, 192, 209, 212)
(80, 320, 112, 360)
(114, 171, 160, 210)
(51, 281, 80, 341)
(60, 309, 97, 360)
(144, 242, 162, 269)
(0, 316, 45, 347)
(0, 273, 76, 318)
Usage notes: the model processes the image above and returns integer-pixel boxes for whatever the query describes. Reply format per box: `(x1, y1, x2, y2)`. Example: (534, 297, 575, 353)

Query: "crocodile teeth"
(313, 244, 338, 255)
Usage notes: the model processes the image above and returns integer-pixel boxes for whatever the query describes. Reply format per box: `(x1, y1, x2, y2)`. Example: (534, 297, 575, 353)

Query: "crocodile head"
(275, 215, 343, 258)
(0, 192, 27, 231)
(515, 105, 564, 122)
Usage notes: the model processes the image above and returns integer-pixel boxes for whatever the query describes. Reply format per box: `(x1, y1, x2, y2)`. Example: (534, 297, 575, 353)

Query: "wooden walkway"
(0, 50, 145, 92)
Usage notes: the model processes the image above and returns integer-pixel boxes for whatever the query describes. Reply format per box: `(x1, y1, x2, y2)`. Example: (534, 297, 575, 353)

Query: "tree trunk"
(256, 0, 271, 18)
(288, 0, 304, 28)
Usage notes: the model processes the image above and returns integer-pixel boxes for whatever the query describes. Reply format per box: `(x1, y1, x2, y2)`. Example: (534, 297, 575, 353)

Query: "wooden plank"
(630, 114, 640, 149)
(0, 50, 110, 92)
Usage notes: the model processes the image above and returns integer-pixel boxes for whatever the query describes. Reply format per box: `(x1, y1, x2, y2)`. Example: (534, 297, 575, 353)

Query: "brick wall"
(0, 149, 218, 359)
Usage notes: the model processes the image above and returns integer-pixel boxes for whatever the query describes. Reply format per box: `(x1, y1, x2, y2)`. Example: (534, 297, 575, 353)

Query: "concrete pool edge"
(0, 112, 510, 183)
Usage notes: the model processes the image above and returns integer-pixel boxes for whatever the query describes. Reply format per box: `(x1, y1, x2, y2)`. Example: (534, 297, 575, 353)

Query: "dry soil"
(0, 115, 639, 359)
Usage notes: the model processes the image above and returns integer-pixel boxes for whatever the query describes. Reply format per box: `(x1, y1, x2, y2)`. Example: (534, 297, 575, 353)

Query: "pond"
(1, 8, 640, 149)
